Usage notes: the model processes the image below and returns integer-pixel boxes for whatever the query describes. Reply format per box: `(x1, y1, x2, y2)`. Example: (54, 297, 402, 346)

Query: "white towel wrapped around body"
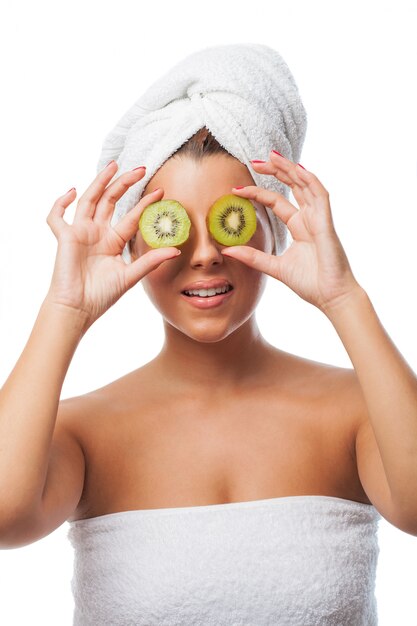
(96, 43, 308, 263)
(67, 495, 381, 625)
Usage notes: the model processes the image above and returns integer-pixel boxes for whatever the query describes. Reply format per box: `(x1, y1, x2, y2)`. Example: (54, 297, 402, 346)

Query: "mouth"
(180, 285, 235, 308)
(181, 285, 234, 298)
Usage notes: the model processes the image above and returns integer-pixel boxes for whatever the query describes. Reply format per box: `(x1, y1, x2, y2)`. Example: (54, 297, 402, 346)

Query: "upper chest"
(69, 362, 368, 520)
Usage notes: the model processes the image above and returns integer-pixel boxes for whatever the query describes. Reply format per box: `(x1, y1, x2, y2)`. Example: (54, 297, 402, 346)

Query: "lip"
(181, 278, 233, 292)
(180, 287, 235, 309)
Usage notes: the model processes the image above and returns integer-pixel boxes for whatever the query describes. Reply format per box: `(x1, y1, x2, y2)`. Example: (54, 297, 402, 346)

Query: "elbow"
(390, 494, 417, 537)
(0, 499, 39, 550)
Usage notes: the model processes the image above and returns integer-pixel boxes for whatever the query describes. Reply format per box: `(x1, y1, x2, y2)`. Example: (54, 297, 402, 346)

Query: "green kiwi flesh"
(208, 194, 257, 246)
(139, 200, 191, 248)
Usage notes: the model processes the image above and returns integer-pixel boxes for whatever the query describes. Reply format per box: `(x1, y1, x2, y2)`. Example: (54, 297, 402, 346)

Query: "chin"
(170, 314, 251, 343)
(186, 329, 235, 344)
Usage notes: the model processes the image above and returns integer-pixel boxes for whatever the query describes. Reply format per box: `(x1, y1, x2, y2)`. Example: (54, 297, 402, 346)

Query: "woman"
(1, 45, 416, 625)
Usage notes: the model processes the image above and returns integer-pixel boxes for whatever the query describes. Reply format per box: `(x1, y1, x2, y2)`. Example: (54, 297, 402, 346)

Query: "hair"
(170, 126, 232, 161)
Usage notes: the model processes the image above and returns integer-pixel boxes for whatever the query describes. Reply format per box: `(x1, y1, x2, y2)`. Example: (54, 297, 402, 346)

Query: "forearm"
(0, 296, 88, 519)
(323, 286, 417, 507)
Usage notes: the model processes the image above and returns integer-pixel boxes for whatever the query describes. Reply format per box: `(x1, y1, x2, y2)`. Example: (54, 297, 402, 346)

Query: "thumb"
(124, 247, 181, 289)
(221, 246, 281, 280)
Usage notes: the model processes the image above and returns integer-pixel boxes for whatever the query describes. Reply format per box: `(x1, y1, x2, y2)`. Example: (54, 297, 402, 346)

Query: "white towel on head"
(96, 43, 307, 263)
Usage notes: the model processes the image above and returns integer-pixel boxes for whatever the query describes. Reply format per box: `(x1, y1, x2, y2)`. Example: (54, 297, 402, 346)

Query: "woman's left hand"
(221, 149, 363, 314)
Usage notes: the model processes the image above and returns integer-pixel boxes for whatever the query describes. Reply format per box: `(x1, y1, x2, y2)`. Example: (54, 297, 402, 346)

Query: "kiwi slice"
(139, 200, 191, 248)
(208, 194, 257, 246)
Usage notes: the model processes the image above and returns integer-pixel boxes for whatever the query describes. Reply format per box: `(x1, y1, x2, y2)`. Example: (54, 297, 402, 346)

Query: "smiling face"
(130, 154, 275, 343)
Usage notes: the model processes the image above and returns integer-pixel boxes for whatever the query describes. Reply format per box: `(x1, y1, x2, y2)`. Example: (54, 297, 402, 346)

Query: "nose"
(185, 216, 225, 269)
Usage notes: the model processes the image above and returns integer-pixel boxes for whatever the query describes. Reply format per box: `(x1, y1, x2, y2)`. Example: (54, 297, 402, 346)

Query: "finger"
(293, 164, 334, 230)
(221, 245, 283, 281)
(94, 166, 147, 224)
(231, 184, 299, 226)
(46, 187, 77, 237)
(269, 151, 328, 201)
(73, 160, 118, 222)
(251, 154, 315, 207)
(260, 155, 334, 230)
(253, 153, 304, 187)
(123, 246, 181, 290)
(112, 187, 165, 249)
(293, 162, 330, 199)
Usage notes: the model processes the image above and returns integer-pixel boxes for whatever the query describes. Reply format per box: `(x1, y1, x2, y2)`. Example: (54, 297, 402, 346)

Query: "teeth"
(185, 285, 231, 297)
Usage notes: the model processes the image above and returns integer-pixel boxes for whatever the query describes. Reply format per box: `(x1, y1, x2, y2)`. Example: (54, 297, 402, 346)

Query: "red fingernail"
(297, 163, 306, 170)
(251, 159, 266, 163)
(272, 150, 284, 157)
(132, 165, 146, 171)
(234, 186, 245, 189)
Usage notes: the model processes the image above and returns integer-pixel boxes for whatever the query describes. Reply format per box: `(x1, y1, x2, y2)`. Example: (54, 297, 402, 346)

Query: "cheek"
(251, 222, 269, 252)
(254, 214, 274, 253)
(242, 272, 268, 312)
(249, 267, 268, 293)
(141, 258, 179, 304)
(142, 268, 167, 296)
(233, 260, 267, 308)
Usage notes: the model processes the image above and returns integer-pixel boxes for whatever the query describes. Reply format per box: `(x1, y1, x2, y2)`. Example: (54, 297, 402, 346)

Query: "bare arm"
(0, 161, 180, 547)
(0, 297, 87, 529)
(323, 286, 417, 531)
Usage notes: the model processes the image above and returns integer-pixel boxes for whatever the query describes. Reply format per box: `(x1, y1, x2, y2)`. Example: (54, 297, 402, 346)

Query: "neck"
(152, 314, 274, 392)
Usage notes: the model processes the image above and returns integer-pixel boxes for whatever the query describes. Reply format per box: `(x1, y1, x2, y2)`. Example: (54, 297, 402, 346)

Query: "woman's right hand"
(44, 160, 179, 331)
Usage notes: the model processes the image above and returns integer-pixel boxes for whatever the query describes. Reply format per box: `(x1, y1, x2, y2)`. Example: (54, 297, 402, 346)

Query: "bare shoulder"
(56, 390, 103, 438)
(318, 363, 370, 434)
(308, 360, 413, 531)
(291, 353, 373, 450)
(274, 348, 364, 408)
(301, 358, 368, 438)
(56, 366, 148, 430)
(55, 366, 153, 472)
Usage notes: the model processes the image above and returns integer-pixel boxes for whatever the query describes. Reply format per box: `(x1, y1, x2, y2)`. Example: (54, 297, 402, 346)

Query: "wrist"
(41, 295, 92, 338)
(321, 283, 369, 321)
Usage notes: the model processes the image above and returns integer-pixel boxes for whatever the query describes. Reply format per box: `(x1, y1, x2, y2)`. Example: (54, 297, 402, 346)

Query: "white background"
(1, 0, 416, 623)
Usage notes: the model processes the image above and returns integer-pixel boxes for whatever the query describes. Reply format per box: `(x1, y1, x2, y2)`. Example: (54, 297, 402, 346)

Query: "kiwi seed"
(208, 194, 257, 246)
(139, 200, 191, 248)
